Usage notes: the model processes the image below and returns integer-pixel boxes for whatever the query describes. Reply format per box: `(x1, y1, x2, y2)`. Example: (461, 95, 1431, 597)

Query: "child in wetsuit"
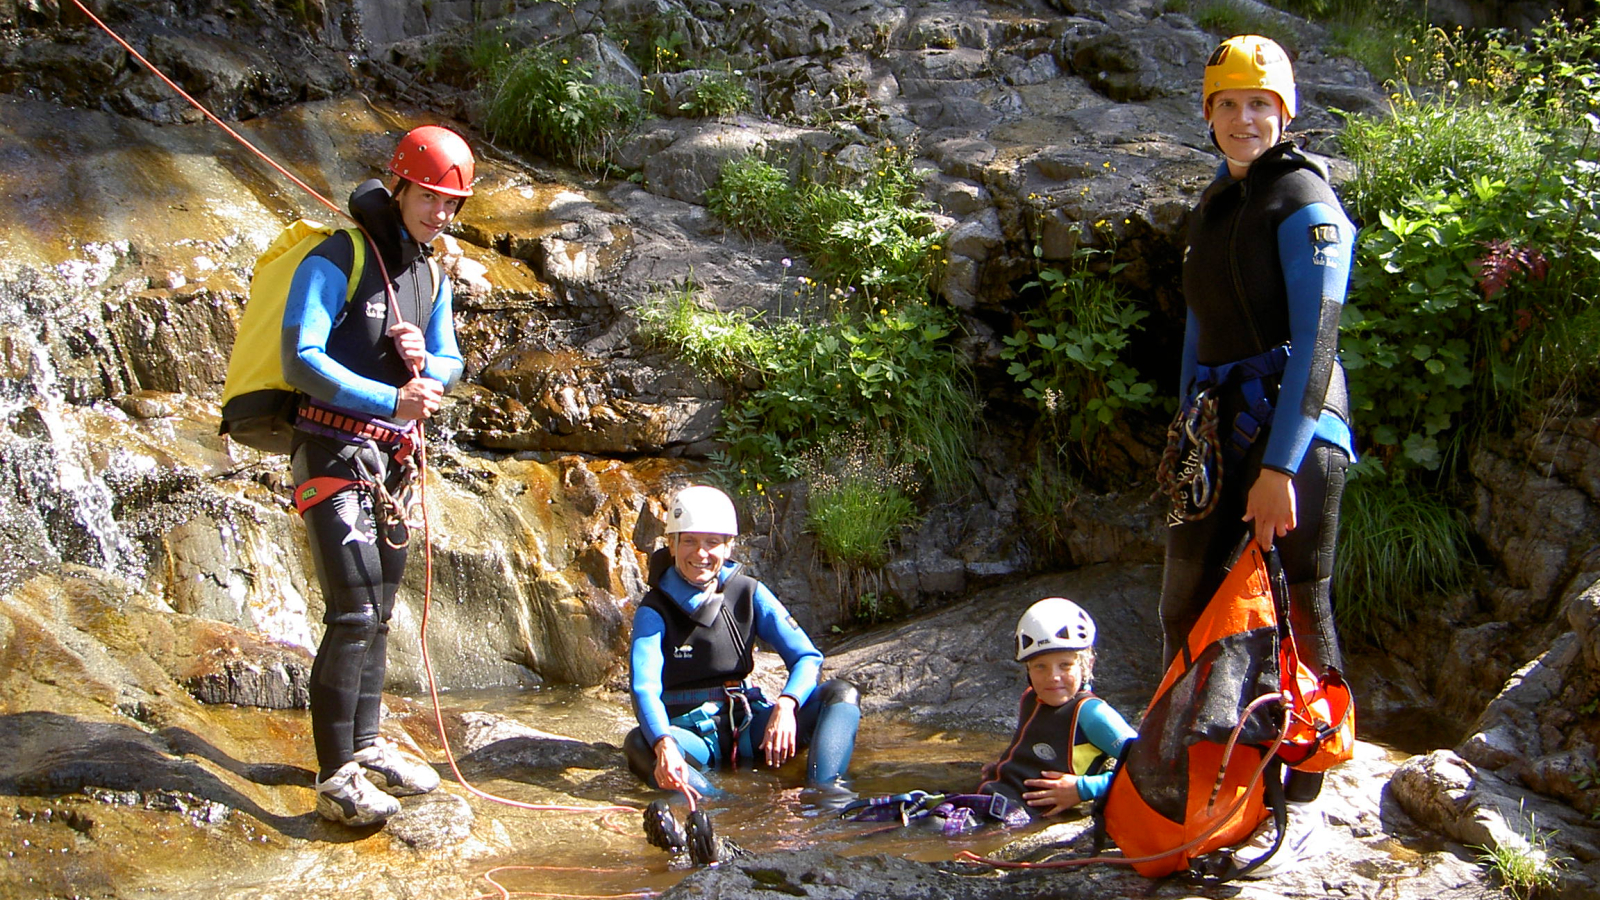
(971, 597, 1136, 823)
(844, 596, 1135, 833)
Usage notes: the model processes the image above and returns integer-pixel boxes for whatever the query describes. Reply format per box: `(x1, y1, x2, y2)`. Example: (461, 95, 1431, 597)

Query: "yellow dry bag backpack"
(219, 220, 364, 455)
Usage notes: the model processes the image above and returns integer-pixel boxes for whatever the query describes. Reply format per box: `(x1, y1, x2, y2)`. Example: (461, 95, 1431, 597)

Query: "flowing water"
(418, 685, 1033, 898)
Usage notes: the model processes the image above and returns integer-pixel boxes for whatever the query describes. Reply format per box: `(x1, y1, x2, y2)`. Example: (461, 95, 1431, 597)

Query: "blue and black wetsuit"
(624, 547, 859, 794)
(1163, 141, 1355, 802)
(978, 689, 1136, 812)
(283, 178, 464, 780)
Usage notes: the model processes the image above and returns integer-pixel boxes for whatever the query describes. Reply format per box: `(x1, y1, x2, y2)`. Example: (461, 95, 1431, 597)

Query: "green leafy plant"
(715, 298, 977, 492)
(1019, 449, 1081, 567)
(706, 144, 942, 302)
(707, 154, 795, 238)
(1338, 20, 1600, 477)
(1333, 464, 1471, 635)
(482, 43, 640, 172)
(1001, 245, 1159, 468)
(633, 280, 773, 383)
(679, 68, 753, 118)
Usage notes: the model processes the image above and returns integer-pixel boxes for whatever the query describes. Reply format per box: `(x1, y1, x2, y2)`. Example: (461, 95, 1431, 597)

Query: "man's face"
(396, 183, 460, 244)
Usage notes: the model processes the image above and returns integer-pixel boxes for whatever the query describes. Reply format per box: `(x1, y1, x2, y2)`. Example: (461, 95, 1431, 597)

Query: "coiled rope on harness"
(66, 0, 640, 830)
(1153, 389, 1222, 524)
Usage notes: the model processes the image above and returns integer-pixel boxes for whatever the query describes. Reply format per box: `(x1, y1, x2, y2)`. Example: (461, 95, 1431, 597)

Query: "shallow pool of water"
(416, 685, 1039, 896)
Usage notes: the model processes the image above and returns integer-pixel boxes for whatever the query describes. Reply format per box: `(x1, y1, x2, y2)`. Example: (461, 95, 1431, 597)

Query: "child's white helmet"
(1015, 597, 1096, 661)
(665, 485, 738, 536)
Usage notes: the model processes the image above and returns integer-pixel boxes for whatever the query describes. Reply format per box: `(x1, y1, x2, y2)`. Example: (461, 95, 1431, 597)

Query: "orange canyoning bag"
(1098, 539, 1292, 881)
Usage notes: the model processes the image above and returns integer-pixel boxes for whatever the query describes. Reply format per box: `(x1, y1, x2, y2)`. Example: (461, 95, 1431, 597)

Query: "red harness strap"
(293, 475, 372, 514)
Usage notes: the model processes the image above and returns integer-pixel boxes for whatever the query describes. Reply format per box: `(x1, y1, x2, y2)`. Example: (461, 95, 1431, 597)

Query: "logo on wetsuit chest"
(673, 643, 694, 660)
(365, 299, 387, 319)
(1033, 742, 1058, 762)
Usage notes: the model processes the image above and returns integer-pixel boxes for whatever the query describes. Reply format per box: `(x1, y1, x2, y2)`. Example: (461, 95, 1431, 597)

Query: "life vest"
(1097, 539, 1290, 881)
(637, 556, 761, 695)
(979, 689, 1109, 812)
(219, 220, 366, 455)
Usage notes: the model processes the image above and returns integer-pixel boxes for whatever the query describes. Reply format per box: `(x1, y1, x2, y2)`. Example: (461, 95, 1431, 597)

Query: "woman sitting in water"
(624, 484, 861, 863)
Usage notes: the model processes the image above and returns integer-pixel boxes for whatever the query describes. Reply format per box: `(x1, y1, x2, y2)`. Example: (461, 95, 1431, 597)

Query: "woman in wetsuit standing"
(1158, 35, 1357, 877)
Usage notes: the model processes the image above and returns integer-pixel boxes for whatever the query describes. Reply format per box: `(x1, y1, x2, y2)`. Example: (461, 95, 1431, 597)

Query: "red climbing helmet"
(388, 125, 475, 197)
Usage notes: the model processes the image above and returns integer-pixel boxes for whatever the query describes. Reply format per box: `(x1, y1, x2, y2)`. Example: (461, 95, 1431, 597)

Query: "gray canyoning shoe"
(353, 738, 441, 797)
(315, 760, 401, 826)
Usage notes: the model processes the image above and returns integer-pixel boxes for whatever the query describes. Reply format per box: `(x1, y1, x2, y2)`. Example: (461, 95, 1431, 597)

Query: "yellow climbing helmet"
(1202, 35, 1297, 119)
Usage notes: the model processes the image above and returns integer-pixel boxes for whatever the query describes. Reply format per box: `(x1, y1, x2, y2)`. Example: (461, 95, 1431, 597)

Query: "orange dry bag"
(1097, 539, 1290, 881)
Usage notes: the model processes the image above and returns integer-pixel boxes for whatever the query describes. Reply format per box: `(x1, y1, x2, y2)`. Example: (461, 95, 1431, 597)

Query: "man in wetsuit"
(284, 125, 470, 826)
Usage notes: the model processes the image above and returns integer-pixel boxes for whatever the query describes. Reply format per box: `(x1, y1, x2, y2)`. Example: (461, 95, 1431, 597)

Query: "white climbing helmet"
(664, 485, 739, 537)
(1015, 597, 1096, 661)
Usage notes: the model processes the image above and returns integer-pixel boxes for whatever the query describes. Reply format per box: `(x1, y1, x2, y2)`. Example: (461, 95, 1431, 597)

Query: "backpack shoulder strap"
(343, 227, 367, 306)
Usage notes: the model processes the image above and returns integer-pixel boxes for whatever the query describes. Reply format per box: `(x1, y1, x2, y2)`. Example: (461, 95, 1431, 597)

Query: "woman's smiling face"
(1207, 88, 1286, 175)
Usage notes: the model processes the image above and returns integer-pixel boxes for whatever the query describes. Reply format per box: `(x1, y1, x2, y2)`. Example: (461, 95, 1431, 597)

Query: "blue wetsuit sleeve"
(752, 582, 823, 705)
(1180, 307, 1199, 399)
(281, 254, 401, 417)
(1262, 202, 1353, 474)
(1075, 698, 1137, 802)
(629, 606, 673, 746)
(421, 275, 464, 389)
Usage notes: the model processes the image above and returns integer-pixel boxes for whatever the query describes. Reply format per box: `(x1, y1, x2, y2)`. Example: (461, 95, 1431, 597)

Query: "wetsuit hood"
(348, 178, 428, 277)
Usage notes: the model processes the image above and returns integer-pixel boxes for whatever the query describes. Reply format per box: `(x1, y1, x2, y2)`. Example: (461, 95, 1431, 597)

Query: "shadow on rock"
(0, 710, 329, 840)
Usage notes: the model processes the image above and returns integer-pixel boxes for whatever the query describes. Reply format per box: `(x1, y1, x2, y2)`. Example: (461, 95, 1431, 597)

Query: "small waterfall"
(0, 258, 145, 593)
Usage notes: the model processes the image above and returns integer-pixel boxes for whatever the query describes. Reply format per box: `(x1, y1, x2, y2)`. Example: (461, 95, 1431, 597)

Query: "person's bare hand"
(393, 376, 443, 420)
(388, 322, 428, 372)
(1243, 469, 1297, 550)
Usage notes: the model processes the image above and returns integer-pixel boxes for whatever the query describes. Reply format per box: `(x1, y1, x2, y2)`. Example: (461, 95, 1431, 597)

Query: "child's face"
(1026, 650, 1083, 707)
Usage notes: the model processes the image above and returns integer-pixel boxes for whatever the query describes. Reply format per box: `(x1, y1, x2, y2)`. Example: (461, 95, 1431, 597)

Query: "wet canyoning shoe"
(315, 760, 401, 826)
(353, 738, 441, 796)
(643, 799, 688, 853)
(685, 809, 745, 866)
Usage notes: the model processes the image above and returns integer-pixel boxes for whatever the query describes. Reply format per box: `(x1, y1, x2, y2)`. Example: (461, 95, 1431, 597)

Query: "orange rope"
(414, 428, 641, 818)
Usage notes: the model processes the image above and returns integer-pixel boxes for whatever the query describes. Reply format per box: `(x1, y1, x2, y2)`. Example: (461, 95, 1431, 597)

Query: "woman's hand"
(759, 696, 799, 767)
(1022, 771, 1081, 817)
(653, 737, 701, 807)
(1244, 469, 1297, 550)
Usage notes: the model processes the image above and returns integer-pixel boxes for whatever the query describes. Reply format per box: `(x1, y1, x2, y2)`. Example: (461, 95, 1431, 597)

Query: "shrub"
(800, 434, 919, 571)
(1337, 19, 1600, 475)
(482, 43, 639, 172)
(715, 298, 977, 493)
(1001, 245, 1159, 468)
(706, 154, 794, 239)
(679, 69, 753, 118)
(706, 143, 941, 302)
(633, 280, 773, 383)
